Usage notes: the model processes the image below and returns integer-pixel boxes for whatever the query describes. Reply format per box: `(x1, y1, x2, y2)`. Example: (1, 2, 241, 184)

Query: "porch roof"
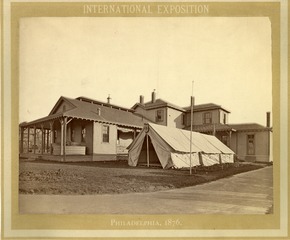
(184, 124, 236, 133)
(228, 123, 272, 132)
(19, 112, 63, 128)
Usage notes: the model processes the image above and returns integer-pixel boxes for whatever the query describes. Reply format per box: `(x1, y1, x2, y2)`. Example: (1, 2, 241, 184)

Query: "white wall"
(167, 108, 184, 128)
(231, 131, 270, 162)
(93, 122, 117, 155)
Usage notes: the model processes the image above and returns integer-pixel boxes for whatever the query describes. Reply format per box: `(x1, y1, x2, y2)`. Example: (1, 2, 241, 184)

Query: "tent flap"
(171, 152, 200, 168)
(128, 131, 146, 167)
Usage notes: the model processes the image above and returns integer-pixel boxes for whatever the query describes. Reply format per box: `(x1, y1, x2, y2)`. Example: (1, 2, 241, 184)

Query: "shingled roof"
(183, 103, 231, 113)
(64, 97, 149, 128)
(21, 96, 150, 129)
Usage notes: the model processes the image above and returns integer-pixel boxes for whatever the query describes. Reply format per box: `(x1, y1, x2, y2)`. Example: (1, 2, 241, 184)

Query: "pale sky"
(19, 17, 272, 126)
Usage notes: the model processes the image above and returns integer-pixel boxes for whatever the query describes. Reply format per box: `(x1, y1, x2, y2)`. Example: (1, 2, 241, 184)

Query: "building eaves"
(133, 98, 185, 112)
(19, 112, 64, 127)
(184, 124, 236, 132)
(228, 123, 272, 132)
(183, 103, 231, 113)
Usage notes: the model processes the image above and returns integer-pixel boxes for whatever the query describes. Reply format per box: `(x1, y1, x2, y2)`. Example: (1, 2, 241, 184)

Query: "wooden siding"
(53, 145, 86, 155)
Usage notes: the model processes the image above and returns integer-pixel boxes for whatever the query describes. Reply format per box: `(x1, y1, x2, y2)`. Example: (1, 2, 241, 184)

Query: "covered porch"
(19, 113, 142, 162)
(191, 124, 236, 149)
(19, 113, 89, 162)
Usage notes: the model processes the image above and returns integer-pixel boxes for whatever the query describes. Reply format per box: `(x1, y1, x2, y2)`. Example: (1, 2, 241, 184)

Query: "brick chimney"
(96, 108, 101, 116)
(140, 95, 144, 104)
(151, 89, 156, 103)
(266, 112, 271, 127)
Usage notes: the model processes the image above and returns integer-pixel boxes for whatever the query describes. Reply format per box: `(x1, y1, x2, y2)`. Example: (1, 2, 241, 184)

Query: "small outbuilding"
(128, 123, 235, 169)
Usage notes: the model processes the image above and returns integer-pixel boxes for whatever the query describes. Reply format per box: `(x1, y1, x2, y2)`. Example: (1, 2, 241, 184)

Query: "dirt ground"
(19, 159, 266, 195)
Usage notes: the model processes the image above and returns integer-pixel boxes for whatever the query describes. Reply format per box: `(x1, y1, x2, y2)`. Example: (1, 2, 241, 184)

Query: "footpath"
(19, 166, 273, 214)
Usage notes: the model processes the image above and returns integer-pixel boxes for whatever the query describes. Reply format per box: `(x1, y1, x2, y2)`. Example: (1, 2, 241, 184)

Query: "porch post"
(20, 127, 24, 154)
(133, 129, 136, 139)
(49, 121, 54, 154)
(45, 129, 47, 153)
(33, 126, 36, 154)
(43, 129, 46, 153)
(27, 127, 30, 153)
(63, 117, 67, 161)
(60, 119, 64, 155)
(41, 125, 44, 155)
(229, 130, 232, 148)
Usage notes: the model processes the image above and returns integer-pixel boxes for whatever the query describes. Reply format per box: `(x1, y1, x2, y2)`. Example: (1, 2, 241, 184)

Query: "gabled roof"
(183, 103, 231, 113)
(132, 98, 185, 112)
(21, 96, 151, 129)
(49, 96, 77, 115)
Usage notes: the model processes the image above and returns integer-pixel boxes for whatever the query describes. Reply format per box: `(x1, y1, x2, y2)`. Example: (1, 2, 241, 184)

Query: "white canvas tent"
(128, 123, 235, 169)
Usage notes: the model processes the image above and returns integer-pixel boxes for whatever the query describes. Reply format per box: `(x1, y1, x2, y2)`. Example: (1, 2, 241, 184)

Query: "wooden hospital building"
(19, 91, 272, 162)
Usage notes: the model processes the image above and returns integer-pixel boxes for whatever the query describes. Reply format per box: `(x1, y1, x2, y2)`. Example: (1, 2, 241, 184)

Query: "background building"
(131, 91, 272, 162)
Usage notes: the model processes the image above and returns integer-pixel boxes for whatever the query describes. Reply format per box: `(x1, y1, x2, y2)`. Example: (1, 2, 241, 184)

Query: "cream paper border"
(2, 0, 288, 239)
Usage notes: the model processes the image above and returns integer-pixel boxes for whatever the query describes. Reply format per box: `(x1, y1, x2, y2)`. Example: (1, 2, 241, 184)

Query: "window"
(247, 134, 255, 155)
(203, 112, 212, 124)
(62, 105, 66, 112)
(181, 114, 186, 125)
(223, 113, 227, 124)
(156, 110, 164, 122)
(81, 126, 86, 142)
(102, 125, 110, 143)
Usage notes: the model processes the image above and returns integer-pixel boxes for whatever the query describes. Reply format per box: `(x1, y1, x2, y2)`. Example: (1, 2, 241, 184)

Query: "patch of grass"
(19, 160, 264, 195)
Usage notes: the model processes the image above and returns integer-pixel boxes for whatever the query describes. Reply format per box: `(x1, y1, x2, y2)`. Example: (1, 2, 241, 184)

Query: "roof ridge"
(76, 96, 134, 112)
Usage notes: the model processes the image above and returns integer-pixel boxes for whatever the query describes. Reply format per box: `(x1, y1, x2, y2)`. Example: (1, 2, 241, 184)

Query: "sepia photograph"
(1, 1, 288, 239)
(18, 16, 273, 215)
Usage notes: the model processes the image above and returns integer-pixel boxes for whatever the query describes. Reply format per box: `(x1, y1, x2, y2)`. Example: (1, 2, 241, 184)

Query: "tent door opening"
(137, 134, 161, 167)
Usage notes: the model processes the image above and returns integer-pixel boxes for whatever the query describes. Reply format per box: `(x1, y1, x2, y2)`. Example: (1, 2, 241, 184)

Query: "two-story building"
(131, 90, 186, 129)
(131, 91, 272, 163)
